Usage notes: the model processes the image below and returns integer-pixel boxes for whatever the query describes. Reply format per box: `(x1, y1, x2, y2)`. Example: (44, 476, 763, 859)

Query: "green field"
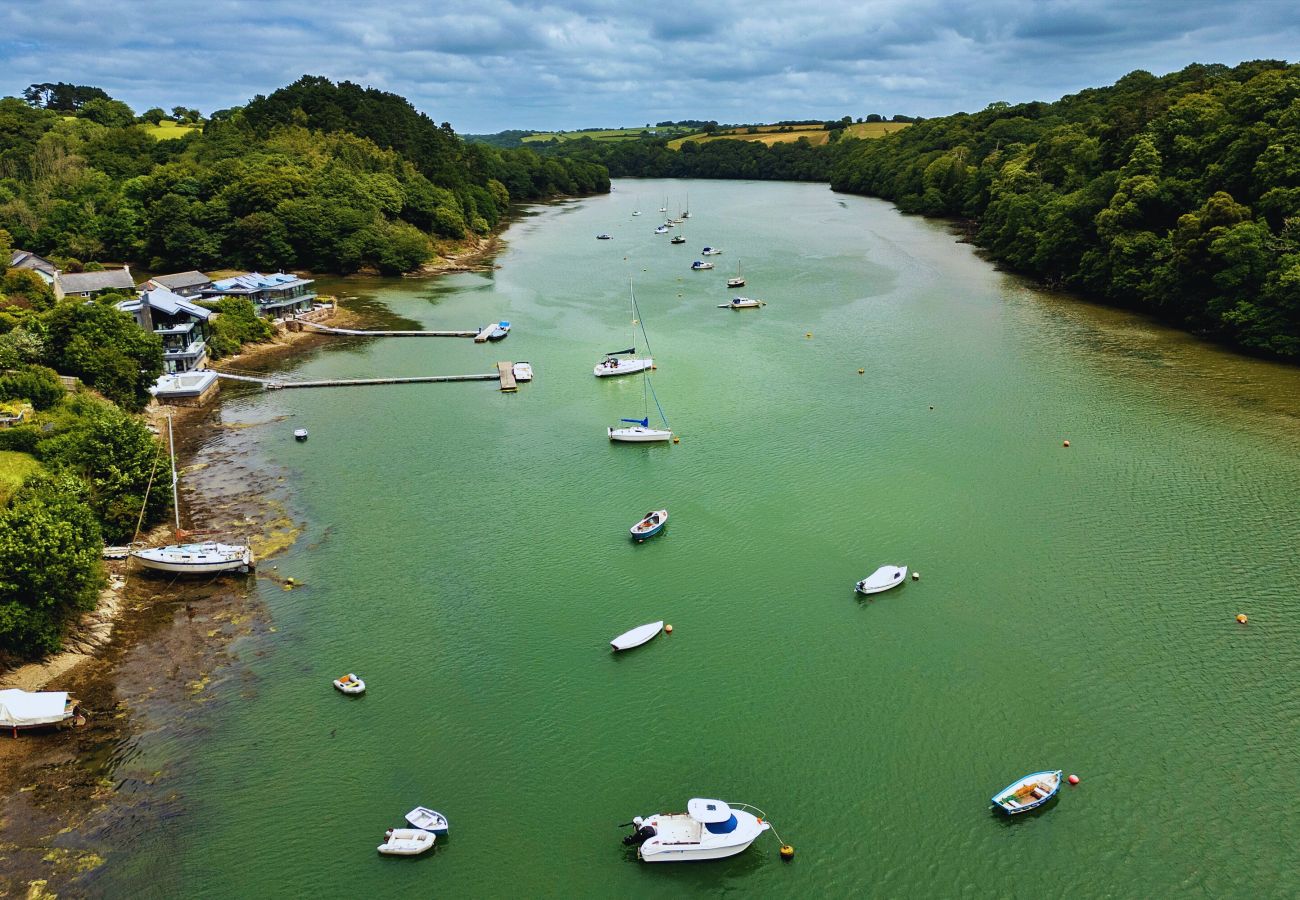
(521, 127, 692, 143)
(141, 120, 202, 140)
(0, 450, 42, 505)
(668, 120, 910, 150)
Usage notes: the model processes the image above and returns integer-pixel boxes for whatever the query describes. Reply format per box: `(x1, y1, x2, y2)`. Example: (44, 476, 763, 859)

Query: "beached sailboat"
(595, 284, 654, 377)
(131, 416, 254, 576)
(727, 260, 745, 288)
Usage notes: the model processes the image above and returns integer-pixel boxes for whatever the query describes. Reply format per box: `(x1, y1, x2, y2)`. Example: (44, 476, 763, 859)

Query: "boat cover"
(0, 689, 69, 727)
(688, 799, 733, 823)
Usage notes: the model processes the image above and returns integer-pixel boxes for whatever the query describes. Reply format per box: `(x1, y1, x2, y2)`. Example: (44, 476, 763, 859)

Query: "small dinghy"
(611, 620, 664, 651)
(294, 428, 308, 441)
(991, 770, 1063, 815)
(855, 565, 908, 595)
(596, 233, 612, 240)
(405, 807, 450, 835)
(718, 297, 764, 309)
(691, 260, 714, 270)
(333, 673, 365, 695)
(630, 509, 668, 541)
(377, 828, 436, 856)
(512, 361, 534, 382)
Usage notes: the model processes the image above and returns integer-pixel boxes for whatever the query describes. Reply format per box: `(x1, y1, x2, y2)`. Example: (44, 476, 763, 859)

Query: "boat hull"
(594, 358, 654, 378)
(611, 620, 664, 651)
(609, 426, 673, 443)
(636, 809, 769, 862)
(377, 829, 436, 856)
(405, 807, 450, 835)
(630, 510, 668, 541)
(992, 770, 1063, 815)
(855, 565, 908, 595)
(726, 279, 745, 288)
(131, 543, 254, 575)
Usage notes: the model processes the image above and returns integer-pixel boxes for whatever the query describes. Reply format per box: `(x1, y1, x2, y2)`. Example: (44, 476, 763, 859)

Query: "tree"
(141, 107, 167, 125)
(0, 473, 105, 658)
(77, 97, 136, 128)
(43, 301, 163, 411)
(0, 365, 64, 410)
(23, 82, 110, 111)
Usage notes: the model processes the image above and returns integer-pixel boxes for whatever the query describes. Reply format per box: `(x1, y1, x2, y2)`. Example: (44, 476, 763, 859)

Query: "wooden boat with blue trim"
(630, 509, 668, 541)
(991, 770, 1062, 815)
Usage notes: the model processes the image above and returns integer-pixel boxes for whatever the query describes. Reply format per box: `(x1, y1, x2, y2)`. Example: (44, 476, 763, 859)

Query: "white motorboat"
(377, 828, 436, 856)
(654, 225, 668, 235)
(512, 361, 534, 382)
(718, 297, 764, 309)
(701, 246, 722, 256)
(623, 799, 770, 862)
(609, 423, 673, 443)
(595, 354, 653, 377)
(691, 260, 714, 270)
(855, 565, 908, 595)
(294, 428, 308, 441)
(405, 807, 450, 835)
(333, 673, 365, 695)
(132, 415, 254, 576)
(132, 542, 254, 574)
(611, 620, 664, 651)
(0, 689, 82, 735)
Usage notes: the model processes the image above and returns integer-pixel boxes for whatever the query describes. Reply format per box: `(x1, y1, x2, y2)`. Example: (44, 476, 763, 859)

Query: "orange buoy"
(1068, 774, 1080, 785)
(780, 844, 795, 860)
(665, 624, 673, 634)
(1236, 614, 1248, 624)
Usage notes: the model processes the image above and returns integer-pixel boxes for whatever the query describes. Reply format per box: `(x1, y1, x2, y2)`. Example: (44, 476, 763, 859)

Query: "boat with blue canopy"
(691, 260, 714, 270)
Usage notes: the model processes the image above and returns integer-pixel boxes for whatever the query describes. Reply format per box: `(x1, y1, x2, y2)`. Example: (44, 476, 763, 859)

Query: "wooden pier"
(497, 361, 517, 392)
(211, 366, 525, 392)
(474, 324, 498, 343)
(297, 321, 480, 337)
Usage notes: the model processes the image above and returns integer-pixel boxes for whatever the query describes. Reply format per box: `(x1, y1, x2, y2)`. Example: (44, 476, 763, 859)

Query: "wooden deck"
(497, 361, 517, 392)
(475, 324, 498, 343)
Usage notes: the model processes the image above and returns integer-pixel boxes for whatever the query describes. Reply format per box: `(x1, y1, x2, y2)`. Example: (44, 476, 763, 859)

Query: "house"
(200, 271, 316, 318)
(117, 286, 214, 373)
(8, 250, 63, 299)
(58, 266, 135, 298)
(138, 270, 212, 297)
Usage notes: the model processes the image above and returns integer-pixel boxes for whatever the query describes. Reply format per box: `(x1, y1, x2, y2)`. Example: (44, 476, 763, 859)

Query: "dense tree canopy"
(830, 60, 1300, 357)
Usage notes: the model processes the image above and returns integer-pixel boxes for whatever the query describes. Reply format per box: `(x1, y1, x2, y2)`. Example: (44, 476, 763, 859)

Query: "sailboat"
(632, 195, 641, 217)
(595, 284, 655, 377)
(608, 283, 673, 443)
(681, 193, 690, 219)
(727, 260, 746, 288)
(659, 197, 668, 213)
(131, 415, 254, 575)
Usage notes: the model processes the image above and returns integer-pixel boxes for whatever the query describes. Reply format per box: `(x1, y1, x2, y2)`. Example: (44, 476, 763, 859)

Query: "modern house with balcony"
(117, 286, 214, 374)
(200, 271, 316, 318)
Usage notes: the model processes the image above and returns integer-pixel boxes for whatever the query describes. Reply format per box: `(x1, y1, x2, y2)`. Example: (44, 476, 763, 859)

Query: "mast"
(167, 413, 181, 532)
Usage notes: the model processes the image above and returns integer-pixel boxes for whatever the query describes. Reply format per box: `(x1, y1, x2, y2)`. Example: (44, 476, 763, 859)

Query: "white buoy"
(911, 572, 920, 581)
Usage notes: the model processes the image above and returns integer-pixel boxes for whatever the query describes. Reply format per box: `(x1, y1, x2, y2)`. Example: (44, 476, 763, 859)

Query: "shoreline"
(0, 260, 492, 893)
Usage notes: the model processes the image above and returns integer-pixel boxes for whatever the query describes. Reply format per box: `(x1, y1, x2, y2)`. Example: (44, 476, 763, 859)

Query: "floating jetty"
(212, 365, 526, 392)
(296, 321, 479, 338)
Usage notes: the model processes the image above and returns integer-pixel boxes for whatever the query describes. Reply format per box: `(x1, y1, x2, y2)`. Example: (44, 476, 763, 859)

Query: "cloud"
(0, 0, 1296, 131)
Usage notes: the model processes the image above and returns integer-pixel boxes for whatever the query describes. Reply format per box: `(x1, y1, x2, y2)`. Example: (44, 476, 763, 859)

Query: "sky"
(1, 0, 1297, 133)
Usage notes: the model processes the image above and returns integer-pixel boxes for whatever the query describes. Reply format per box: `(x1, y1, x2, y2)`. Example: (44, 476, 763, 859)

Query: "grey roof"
(121, 286, 213, 321)
(146, 270, 211, 290)
(59, 268, 135, 294)
(9, 250, 59, 276)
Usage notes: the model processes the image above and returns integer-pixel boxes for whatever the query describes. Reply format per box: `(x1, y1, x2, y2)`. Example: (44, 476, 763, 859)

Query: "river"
(102, 179, 1300, 897)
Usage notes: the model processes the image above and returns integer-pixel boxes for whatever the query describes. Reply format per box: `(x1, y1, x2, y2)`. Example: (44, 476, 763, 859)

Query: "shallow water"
(107, 180, 1300, 896)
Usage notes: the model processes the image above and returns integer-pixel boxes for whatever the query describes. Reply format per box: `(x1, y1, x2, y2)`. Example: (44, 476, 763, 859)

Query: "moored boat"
(597, 233, 612, 240)
(294, 428, 308, 441)
(609, 419, 673, 443)
(377, 828, 436, 856)
(405, 807, 450, 835)
(718, 297, 764, 309)
(487, 321, 511, 341)
(727, 260, 745, 288)
(991, 770, 1063, 815)
(691, 260, 714, 270)
(670, 234, 686, 245)
(854, 565, 907, 595)
(0, 689, 83, 736)
(623, 799, 770, 862)
(512, 361, 534, 382)
(611, 620, 664, 651)
(333, 673, 365, 695)
(595, 353, 653, 377)
(701, 246, 722, 255)
(654, 225, 669, 235)
(630, 509, 668, 540)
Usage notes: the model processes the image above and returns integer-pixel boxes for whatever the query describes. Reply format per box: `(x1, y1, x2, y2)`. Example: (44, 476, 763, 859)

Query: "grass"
(667, 121, 910, 150)
(140, 120, 202, 141)
(0, 450, 43, 505)
(521, 127, 693, 143)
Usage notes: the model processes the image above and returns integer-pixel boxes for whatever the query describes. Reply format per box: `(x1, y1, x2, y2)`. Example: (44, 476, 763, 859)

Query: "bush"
(0, 425, 40, 453)
(201, 297, 274, 359)
(0, 472, 105, 658)
(0, 364, 64, 410)
(43, 301, 163, 411)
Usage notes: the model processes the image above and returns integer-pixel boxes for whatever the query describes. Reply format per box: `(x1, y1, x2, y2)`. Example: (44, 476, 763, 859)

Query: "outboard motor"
(623, 823, 657, 847)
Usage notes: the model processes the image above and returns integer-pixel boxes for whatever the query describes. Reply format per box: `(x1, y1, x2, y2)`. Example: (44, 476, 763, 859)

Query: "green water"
(114, 180, 1300, 897)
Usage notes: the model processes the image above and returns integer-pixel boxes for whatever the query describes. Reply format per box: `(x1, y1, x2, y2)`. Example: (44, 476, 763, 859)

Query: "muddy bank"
(412, 232, 502, 276)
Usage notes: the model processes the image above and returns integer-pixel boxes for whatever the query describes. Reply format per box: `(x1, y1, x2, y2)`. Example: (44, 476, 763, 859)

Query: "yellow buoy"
(1236, 614, 1248, 624)
(286, 577, 295, 584)
(665, 624, 673, 634)
(1063, 440, 1070, 447)
(780, 844, 795, 860)
(858, 368, 865, 375)
(673, 436, 680, 444)
(805, 332, 813, 338)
